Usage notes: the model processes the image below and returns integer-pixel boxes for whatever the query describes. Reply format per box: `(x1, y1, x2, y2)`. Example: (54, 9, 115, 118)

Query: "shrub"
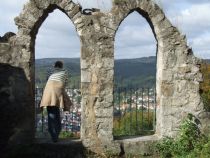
(59, 131, 74, 139)
(155, 137, 174, 158)
(201, 92, 210, 111)
(200, 138, 210, 157)
(155, 114, 210, 158)
(200, 62, 210, 111)
(113, 111, 154, 137)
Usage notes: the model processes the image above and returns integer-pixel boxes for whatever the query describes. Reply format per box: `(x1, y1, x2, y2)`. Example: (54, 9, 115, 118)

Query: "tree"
(200, 62, 210, 111)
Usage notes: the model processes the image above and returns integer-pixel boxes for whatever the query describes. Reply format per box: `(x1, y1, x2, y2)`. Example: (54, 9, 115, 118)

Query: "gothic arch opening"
(113, 10, 157, 138)
(35, 8, 81, 140)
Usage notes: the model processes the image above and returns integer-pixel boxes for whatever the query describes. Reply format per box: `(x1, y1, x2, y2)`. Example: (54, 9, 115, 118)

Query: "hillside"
(114, 57, 156, 88)
(35, 56, 155, 88)
(35, 58, 81, 87)
(35, 57, 210, 88)
(204, 59, 210, 64)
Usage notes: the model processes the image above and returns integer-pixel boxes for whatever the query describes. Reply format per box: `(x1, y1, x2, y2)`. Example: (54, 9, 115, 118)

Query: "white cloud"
(115, 42, 156, 59)
(180, 0, 210, 4)
(36, 10, 80, 59)
(115, 44, 156, 59)
(116, 25, 155, 45)
(190, 33, 210, 59)
(178, 4, 210, 32)
(0, 0, 28, 35)
(115, 12, 156, 59)
(164, 3, 210, 58)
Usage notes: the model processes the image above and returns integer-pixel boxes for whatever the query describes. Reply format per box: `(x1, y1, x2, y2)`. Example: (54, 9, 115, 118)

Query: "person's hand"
(60, 108, 63, 112)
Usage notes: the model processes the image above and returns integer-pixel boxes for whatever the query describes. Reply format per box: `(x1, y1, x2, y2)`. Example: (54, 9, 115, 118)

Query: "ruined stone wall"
(0, 0, 209, 156)
(109, 0, 210, 138)
(0, 35, 34, 150)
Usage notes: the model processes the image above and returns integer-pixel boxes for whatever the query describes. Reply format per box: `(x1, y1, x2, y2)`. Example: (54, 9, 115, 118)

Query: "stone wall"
(0, 0, 209, 156)
(0, 35, 34, 151)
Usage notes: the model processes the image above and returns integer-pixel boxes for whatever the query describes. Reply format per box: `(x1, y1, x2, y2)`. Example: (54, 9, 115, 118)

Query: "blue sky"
(0, 0, 210, 59)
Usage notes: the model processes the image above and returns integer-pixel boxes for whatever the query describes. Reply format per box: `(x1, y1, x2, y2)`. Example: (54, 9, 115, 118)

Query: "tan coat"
(40, 80, 72, 111)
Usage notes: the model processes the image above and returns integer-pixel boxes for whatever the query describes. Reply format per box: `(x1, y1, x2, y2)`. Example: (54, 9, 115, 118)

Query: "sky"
(0, 0, 210, 59)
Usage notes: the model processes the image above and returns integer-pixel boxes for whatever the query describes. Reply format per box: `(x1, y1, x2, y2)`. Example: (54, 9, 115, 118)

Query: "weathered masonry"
(0, 0, 209, 156)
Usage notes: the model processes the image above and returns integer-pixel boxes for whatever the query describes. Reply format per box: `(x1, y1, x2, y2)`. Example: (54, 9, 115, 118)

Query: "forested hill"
(204, 59, 210, 63)
(35, 56, 209, 88)
(35, 58, 80, 77)
(35, 56, 157, 88)
(114, 57, 156, 87)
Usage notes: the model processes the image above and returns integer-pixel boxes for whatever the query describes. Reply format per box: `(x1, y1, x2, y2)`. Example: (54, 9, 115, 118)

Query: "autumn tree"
(200, 61, 210, 111)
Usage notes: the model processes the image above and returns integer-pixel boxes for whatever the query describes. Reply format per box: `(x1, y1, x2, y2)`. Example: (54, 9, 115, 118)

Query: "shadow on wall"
(0, 63, 31, 156)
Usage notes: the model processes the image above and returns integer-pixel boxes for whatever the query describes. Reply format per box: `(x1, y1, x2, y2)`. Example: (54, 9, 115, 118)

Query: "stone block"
(74, 17, 83, 24)
(68, 5, 81, 19)
(81, 70, 91, 82)
(0, 43, 10, 54)
(95, 107, 113, 117)
(81, 59, 88, 69)
(64, 2, 75, 12)
(103, 58, 114, 69)
(162, 70, 173, 82)
(76, 23, 85, 30)
(114, 135, 159, 156)
(178, 64, 191, 73)
(17, 28, 31, 36)
(151, 13, 165, 24)
(161, 83, 174, 97)
(96, 117, 113, 131)
(34, 0, 50, 9)
(59, 0, 72, 9)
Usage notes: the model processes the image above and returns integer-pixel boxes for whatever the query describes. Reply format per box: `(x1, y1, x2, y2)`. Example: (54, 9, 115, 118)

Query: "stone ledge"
(113, 134, 160, 156)
(115, 134, 159, 142)
(34, 138, 82, 145)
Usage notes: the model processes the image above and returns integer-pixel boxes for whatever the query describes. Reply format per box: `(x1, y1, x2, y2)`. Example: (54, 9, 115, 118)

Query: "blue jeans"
(47, 106, 61, 142)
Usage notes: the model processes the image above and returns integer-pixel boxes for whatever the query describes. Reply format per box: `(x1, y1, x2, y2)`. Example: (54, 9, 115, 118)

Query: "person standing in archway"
(40, 61, 72, 142)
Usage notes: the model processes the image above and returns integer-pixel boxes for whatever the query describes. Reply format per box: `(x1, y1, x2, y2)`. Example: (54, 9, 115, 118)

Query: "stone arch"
(13, 0, 83, 140)
(114, 10, 156, 59)
(109, 0, 202, 138)
(113, 10, 157, 137)
(1, 0, 206, 156)
(14, 0, 83, 76)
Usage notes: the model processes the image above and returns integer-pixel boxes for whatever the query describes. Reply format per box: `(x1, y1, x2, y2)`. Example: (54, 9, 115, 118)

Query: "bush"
(201, 91, 210, 111)
(113, 111, 155, 137)
(59, 131, 74, 139)
(200, 138, 210, 157)
(155, 137, 174, 158)
(200, 62, 210, 112)
(155, 114, 210, 158)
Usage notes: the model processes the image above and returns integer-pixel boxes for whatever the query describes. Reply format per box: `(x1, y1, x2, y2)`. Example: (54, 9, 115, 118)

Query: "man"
(40, 61, 71, 142)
